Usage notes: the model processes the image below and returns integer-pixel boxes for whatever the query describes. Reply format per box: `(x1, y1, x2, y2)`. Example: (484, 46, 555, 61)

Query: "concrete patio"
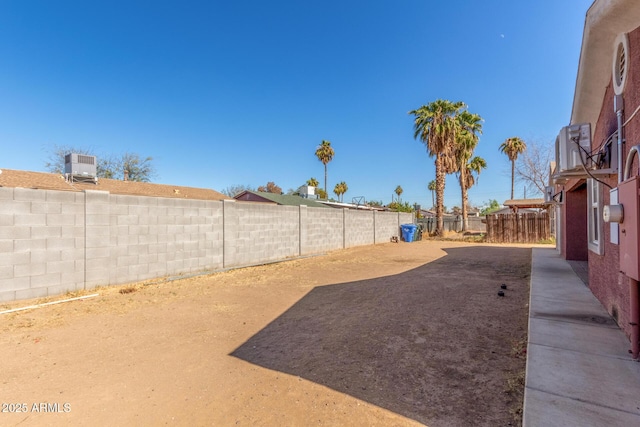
(524, 248, 640, 426)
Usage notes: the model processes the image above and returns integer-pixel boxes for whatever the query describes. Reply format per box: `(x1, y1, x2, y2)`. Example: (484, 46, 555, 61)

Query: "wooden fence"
(485, 212, 550, 243)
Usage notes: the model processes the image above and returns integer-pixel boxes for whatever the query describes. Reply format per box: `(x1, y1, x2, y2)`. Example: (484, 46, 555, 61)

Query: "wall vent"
(613, 33, 629, 96)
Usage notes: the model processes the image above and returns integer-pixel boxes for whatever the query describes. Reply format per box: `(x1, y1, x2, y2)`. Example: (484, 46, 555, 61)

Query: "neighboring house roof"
(318, 200, 383, 210)
(0, 168, 229, 201)
(503, 198, 547, 210)
(572, 0, 640, 126)
(490, 207, 540, 216)
(234, 190, 329, 208)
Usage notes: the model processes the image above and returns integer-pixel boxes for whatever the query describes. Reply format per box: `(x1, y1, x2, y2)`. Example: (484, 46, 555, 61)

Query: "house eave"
(571, 0, 640, 127)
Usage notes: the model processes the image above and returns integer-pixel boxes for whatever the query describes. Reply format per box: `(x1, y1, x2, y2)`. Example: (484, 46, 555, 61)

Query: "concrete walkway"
(523, 248, 640, 426)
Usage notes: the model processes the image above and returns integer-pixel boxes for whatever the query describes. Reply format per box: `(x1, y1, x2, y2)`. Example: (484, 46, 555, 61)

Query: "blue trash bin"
(400, 224, 418, 242)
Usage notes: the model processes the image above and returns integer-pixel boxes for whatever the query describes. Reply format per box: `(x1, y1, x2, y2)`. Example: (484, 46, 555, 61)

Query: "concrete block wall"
(345, 210, 375, 248)
(375, 211, 401, 243)
(0, 187, 415, 302)
(105, 195, 224, 287)
(301, 206, 344, 255)
(0, 187, 86, 302)
(224, 201, 299, 268)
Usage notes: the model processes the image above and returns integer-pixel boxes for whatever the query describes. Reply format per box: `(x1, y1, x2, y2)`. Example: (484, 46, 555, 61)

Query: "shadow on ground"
(231, 246, 531, 426)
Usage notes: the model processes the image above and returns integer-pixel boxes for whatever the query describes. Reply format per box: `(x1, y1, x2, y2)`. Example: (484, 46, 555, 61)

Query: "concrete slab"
(523, 248, 640, 426)
(524, 388, 640, 427)
(529, 317, 630, 357)
(526, 344, 640, 413)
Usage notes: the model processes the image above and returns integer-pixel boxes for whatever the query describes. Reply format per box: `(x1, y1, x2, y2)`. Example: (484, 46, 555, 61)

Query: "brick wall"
(0, 191, 413, 302)
(585, 26, 640, 338)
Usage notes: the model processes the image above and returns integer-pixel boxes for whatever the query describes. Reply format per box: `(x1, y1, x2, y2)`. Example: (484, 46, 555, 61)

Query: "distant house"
(319, 200, 384, 210)
(503, 198, 547, 213)
(0, 168, 229, 201)
(551, 0, 640, 356)
(234, 190, 329, 208)
(487, 207, 539, 216)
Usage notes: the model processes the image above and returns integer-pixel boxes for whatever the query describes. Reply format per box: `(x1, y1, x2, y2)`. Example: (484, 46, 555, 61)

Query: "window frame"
(587, 178, 604, 255)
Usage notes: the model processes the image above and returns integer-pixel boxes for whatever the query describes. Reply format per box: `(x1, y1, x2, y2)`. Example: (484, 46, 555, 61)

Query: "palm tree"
(306, 177, 319, 187)
(395, 185, 403, 203)
(454, 110, 483, 231)
(409, 99, 465, 235)
(499, 137, 527, 200)
(333, 181, 348, 202)
(315, 140, 334, 194)
(460, 156, 487, 224)
(428, 180, 436, 209)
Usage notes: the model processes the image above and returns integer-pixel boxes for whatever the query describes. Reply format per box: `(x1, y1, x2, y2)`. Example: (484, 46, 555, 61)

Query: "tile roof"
(0, 168, 229, 201)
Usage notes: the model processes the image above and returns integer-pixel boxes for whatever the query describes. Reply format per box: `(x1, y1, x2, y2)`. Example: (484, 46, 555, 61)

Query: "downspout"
(616, 95, 624, 184)
(630, 278, 640, 358)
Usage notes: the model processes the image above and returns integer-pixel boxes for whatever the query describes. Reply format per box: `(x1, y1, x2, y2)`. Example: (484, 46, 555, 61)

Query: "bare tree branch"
(515, 139, 553, 197)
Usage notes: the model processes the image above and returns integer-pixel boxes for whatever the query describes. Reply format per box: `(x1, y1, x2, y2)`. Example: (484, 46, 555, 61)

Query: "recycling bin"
(400, 224, 418, 242)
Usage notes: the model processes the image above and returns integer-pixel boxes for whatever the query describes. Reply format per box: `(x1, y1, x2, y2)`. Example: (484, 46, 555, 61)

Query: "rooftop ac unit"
(64, 153, 97, 181)
(556, 123, 591, 173)
(297, 185, 318, 199)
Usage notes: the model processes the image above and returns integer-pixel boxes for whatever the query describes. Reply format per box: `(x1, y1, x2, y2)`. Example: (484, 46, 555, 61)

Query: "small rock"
(498, 290, 505, 297)
(501, 284, 507, 289)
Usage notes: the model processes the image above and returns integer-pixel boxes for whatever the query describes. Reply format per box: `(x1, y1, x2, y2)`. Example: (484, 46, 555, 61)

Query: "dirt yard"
(1, 241, 532, 426)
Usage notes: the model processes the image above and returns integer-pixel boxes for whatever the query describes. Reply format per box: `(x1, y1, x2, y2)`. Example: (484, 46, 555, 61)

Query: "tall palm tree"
(428, 180, 436, 209)
(315, 140, 334, 194)
(461, 156, 487, 224)
(395, 185, 403, 203)
(409, 99, 465, 235)
(499, 137, 527, 200)
(454, 110, 483, 231)
(306, 177, 319, 187)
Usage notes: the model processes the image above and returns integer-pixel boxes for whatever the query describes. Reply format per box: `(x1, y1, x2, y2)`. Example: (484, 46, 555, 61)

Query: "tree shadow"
(230, 246, 531, 425)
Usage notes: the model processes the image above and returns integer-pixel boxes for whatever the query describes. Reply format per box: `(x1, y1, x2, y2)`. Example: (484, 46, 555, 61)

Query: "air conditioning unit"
(556, 123, 591, 173)
(544, 186, 554, 203)
(297, 185, 318, 199)
(543, 186, 564, 205)
(64, 153, 97, 181)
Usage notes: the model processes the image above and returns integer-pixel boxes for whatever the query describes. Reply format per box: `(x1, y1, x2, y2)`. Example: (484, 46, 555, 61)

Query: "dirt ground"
(1, 240, 532, 426)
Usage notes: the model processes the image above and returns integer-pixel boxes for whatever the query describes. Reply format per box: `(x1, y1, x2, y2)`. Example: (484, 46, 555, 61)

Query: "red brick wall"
(587, 26, 640, 337)
(565, 184, 588, 261)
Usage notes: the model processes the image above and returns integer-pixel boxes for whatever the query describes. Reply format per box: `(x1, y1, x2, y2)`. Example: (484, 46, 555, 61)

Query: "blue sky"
(0, 0, 593, 209)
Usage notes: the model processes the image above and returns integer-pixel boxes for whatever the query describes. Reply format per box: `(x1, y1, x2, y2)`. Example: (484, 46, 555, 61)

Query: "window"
(587, 178, 604, 255)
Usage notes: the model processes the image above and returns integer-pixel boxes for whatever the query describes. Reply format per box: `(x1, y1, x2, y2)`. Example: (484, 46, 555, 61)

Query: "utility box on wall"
(619, 176, 640, 280)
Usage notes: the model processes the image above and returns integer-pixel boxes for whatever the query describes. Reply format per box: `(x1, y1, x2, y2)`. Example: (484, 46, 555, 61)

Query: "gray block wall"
(0, 188, 415, 302)
(301, 206, 344, 255)
(0, 187, 86, 302)
(106, 195, 223, 286)
(345, 210, 375, 248)
(224, 201, 299, 268)
(375, 211, 401, 243)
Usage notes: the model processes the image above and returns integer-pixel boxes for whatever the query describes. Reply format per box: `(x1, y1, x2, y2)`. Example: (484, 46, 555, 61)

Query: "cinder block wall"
(105, 195, 224, 286)
(0, 189, 415, 302)
(301, 206, 344, 254)
(0, 187, 86, 301)
(375, 211, 401, 243)
(345, 210, 374, 248)
(224, 201, 299, 267)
